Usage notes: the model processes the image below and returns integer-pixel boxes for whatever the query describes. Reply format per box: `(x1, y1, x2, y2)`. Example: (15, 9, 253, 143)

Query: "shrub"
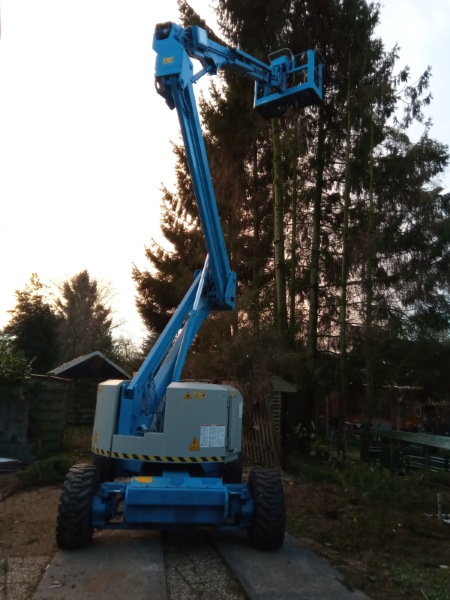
(0, 334, 32, 384)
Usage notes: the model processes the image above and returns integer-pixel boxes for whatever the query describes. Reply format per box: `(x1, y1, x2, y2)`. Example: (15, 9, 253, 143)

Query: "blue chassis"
(91, 472, 254, 532)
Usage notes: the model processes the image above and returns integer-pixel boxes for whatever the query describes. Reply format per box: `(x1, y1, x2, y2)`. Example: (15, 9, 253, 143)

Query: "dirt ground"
(0, 485, 60, 561)
(0, 484, 61, 600)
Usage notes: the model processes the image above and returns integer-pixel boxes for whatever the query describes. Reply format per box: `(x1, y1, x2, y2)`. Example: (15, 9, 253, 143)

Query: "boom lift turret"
(56, 22, 323, 551)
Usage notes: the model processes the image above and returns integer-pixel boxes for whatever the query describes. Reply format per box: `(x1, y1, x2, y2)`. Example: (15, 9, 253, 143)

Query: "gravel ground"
(163, 531, 248, 600)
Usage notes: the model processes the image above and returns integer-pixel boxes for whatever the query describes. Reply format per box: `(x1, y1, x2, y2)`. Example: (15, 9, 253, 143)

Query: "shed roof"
(271, 376, 297, 394)
(48, 351, 131, 381)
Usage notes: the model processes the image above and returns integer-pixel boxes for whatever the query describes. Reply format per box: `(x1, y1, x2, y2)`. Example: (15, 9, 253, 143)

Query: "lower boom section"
(56, 463, 285, 551)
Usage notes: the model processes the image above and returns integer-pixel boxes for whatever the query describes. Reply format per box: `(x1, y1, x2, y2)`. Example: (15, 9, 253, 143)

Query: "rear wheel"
(248, 467, 285, 550)
(56, 463, 99, 549)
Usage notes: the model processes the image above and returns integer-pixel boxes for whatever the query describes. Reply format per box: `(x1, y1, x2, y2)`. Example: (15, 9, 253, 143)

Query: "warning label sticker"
(200, 424, 225, 448)
(189, 436, 200, 451)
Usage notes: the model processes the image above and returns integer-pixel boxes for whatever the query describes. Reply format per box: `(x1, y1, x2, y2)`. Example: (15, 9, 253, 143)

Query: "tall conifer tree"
(134, 0, 449, 423)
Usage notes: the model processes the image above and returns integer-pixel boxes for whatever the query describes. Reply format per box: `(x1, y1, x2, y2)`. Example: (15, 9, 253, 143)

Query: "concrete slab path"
(213, 531, 370, 600)
(31, 530, 369, 600)
(32, 530, 167, 600)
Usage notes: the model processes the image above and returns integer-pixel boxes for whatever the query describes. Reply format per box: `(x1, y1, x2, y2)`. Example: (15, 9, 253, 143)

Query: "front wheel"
(56, 463, 99, 549)
(248, 467, 285, 550)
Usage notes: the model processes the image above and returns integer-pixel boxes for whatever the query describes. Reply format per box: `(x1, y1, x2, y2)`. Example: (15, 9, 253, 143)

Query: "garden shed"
(48, 352, 131, 425)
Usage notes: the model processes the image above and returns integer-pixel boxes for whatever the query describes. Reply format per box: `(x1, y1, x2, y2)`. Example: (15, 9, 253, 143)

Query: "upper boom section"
(154, 22, 323, 118)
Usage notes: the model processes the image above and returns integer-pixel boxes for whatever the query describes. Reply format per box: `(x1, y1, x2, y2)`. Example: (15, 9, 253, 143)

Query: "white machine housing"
(92, 380, 243, 462)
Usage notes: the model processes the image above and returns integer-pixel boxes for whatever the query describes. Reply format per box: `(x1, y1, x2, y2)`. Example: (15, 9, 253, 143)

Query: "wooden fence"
(369, 428, 450, 473)
(242, 392, 280, 469)
(27, 376, 73, 454)
(66, 380, 98, 425)
(0, 385, 29, 460)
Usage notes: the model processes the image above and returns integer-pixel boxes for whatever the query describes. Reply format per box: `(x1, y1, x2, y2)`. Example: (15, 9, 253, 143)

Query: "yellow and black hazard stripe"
(91, 446, 109, 456)
(91, 446, 224, 463)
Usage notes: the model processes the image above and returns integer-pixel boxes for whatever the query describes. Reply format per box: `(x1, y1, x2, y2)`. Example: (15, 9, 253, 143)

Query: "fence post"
(424, 447, 431, 471)
(389, 439, 395, 469)
(437, 492, 442, 524)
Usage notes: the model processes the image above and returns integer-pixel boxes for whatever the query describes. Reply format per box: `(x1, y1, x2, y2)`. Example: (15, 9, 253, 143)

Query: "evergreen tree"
(133, 144, 205, 336)
(134, 0, 450, 421)
(4, 274, 61, 373)
(348, 57, 449, 454)
(55, 270, 114, 361)
(134, 2, 278, 375)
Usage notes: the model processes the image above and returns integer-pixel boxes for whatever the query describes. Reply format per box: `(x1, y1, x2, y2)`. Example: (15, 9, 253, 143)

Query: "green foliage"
(388, 563, 450, 600)
(0, 334, 32, 384)
(132, 148, 205, 337)
(334, 459, 416, 505)
(4, 274, 61, 373)
(61, 425, 92, 457)
(0, 426, 92, 496)
(285, 456, 450, 599)
(15, 455, 75, 487)
(135, 0, 450, 409)
(294, 422, 331, 457)
(287, 453, 450, 509)
(3, 271, 122, 374)
(55, 270, 115, 362)
(285, 454, 339, 484)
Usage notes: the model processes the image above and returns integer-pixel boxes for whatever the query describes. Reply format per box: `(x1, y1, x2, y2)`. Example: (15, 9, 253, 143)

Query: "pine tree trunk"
(361, 109, 376, 461)
(271, 118, 288, 333)
(289, 155, 298, 337)
(338, 52, 352, 454)
(251, 140, 261, 332)
(306, 104, 326, 429)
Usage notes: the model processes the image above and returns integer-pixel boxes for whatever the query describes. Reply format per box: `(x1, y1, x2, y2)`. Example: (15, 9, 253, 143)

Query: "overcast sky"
(0, 1, 449, 346)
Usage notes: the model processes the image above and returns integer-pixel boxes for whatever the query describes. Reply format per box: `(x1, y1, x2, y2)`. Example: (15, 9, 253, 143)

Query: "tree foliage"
(4, 274, 61, 374)
(4, 271, 131, 373)
(55, 270, 115, 361)
(134, 0, 450, 413)
(0, 334, 32, 384)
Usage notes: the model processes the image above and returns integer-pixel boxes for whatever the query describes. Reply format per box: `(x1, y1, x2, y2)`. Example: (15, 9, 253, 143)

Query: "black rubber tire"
(56, 463, 99, 549)
(92, 453, 114, 482)
(248, 467, 285, 550)
(222, 454, 243, 484)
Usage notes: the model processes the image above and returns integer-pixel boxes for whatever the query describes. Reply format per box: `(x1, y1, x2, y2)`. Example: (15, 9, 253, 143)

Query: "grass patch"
(0, 425, 93, 497)
(285, 455, 450, 600)
(62, 424, 92, 455)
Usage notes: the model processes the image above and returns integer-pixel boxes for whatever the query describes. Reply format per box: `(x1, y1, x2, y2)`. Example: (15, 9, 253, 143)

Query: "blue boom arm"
(120, 22, 323, 435)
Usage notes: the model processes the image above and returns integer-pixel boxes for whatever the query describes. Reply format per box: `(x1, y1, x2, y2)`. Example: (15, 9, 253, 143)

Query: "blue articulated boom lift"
(56, 22, 323, 551)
